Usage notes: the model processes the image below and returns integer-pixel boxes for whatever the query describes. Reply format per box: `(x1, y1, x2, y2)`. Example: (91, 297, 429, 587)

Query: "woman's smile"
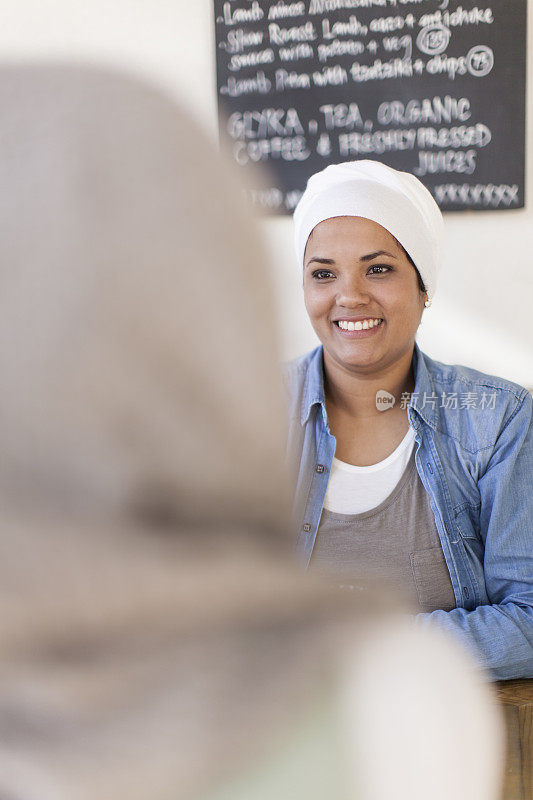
(333, 317, 384, 334)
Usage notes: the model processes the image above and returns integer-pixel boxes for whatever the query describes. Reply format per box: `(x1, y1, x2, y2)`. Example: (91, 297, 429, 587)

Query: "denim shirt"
(283, 343, 533, 680)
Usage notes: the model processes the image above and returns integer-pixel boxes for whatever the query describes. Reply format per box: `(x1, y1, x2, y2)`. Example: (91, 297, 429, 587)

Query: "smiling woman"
(284, 159, 533, 681)
(303, 215, 426, 467)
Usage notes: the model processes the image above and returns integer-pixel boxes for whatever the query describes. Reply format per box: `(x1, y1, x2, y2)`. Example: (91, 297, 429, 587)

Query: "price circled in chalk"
(417, 24, 451, 56)
(466, 45, 494, 77)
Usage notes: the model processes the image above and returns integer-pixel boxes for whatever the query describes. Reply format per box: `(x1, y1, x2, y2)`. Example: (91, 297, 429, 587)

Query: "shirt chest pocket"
(410, 548, 456, 613)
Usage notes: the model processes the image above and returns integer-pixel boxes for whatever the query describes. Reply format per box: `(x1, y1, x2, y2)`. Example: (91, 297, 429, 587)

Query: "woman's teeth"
(336, 318, 383, 331)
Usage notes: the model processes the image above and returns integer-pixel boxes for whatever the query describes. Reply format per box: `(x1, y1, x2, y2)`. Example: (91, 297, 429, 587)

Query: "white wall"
(1, 0, 532, 385)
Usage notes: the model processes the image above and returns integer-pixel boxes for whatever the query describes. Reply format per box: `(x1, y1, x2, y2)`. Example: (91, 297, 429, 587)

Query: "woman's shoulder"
(421, 349, 530, 402)
(281, 346, 322, 387)
(417, 348, 533, 454)
(283, 345, 321, 371)
(281, 346, 323, 420)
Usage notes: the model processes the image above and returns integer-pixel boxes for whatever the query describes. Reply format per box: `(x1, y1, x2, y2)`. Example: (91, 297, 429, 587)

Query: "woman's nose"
(336, 274, 371, 307)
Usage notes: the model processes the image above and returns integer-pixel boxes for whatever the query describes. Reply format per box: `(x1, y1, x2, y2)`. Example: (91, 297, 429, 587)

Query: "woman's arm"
(415, 391, 533, 680)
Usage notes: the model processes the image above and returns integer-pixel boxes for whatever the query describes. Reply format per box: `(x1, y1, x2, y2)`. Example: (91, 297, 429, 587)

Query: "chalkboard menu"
(214, 0, 526, 214)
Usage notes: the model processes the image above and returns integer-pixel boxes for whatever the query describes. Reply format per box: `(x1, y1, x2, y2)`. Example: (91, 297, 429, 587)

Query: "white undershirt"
(323, 426, 416, 514)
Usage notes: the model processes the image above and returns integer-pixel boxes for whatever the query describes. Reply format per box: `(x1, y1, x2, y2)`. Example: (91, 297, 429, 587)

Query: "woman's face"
(303, 216, 426, 375)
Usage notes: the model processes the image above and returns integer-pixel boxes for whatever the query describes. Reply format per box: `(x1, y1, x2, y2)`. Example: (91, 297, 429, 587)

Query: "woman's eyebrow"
(360, 250, 398, 262)
(305, 256, 335, 267)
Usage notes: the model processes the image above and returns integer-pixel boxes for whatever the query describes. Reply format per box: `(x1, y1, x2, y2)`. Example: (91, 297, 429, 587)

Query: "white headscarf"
(293, 160, 445, 301)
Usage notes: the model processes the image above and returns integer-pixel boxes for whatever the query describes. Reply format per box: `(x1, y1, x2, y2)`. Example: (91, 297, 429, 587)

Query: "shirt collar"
(300, 342, 437, 430)
(301, 346, 328, 427)
(409, 342, 438, 430)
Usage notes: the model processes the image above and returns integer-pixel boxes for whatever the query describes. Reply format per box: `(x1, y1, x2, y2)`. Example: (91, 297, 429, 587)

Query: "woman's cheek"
(305, 288, 326, 317)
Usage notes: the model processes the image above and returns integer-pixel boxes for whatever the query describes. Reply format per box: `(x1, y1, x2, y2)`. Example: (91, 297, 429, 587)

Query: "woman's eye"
(367, 264, 392, 275)
(312, 269, 334, 280)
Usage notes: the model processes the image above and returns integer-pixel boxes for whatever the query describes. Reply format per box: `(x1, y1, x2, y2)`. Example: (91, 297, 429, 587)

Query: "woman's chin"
(325, 342, 386, 372)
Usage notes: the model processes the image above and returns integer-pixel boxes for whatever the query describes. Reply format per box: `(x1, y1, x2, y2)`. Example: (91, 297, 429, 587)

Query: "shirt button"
(316, 464, 325, 473)
(302, 523, 311, 532)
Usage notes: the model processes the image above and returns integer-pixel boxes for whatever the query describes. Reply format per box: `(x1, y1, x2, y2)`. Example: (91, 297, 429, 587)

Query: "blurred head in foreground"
(0, 65, 504, 800)
(0, 64, 287, 531)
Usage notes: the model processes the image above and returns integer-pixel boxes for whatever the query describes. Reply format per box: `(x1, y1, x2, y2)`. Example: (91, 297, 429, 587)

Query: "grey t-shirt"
(310, 450, 456, 614)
